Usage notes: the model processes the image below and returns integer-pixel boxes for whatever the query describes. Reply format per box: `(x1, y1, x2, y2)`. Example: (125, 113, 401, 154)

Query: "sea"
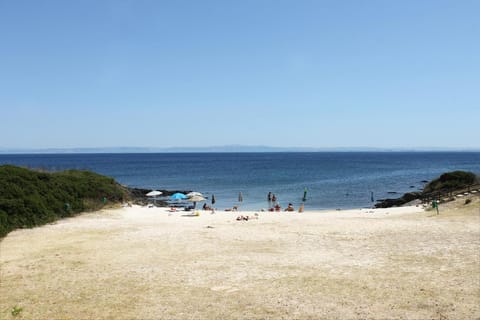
(1, 152, 479, 210)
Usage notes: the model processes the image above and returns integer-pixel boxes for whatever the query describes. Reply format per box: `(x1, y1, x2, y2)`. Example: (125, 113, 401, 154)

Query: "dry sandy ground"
(1, 198, 479, 320)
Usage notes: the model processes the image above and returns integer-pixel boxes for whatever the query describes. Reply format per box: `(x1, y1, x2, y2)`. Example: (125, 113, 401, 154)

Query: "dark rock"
(423, 171, 477, 193)
(376, 171, 479, 208)
(375, 192, 421, 208)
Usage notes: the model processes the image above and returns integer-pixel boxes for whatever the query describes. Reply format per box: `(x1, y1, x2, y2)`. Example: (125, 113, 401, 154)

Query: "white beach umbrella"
(146, 190, 162, 206)
(146, 190, 162, 197)
(187, 192, 203, 198)
(187, 195, 206, 209)
(188, 195, 206, 202)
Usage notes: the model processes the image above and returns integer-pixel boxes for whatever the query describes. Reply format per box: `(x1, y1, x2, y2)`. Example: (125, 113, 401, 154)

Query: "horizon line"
(1, 145, 479, 154)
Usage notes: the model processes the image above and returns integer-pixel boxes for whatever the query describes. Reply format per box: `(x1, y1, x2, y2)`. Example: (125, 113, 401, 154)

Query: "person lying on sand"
(268, 204, 282, 212)
(236, 213, 259, 221)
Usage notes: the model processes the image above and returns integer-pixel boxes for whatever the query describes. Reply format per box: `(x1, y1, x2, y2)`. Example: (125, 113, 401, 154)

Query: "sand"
(1, 198, 479, 319)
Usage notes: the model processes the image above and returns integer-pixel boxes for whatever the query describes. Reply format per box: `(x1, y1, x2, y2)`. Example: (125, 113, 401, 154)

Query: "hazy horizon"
(1, 145, 479, 154)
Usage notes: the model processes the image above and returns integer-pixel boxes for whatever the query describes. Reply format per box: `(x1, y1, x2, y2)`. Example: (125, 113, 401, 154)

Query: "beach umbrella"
(170, 193, 187, 200)
(187, 192, 203, 198)
(187, 195, 206, 209)
(211, 194, 216, 205)
(188, 195, 206, 202)
(146, 190, 162, 205)
(146, 190, 162, 197)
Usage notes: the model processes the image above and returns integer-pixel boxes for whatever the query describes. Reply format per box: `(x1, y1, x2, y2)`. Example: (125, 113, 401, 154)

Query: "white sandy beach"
(1, 199, 479, 319)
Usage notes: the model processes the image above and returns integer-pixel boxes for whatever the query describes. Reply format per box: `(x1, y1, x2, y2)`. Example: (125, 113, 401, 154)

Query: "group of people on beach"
(266, 202, 296, 212)
(176, 191, 305, 213)
(266, 192, 303, 212)
(202, 203, 213, 211)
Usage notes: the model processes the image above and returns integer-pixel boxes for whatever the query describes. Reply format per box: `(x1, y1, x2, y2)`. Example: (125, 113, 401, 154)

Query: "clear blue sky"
(1, 0, 479, 149)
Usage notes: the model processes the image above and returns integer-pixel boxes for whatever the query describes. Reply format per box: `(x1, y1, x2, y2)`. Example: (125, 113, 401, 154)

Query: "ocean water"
(1, 152, 479, 210)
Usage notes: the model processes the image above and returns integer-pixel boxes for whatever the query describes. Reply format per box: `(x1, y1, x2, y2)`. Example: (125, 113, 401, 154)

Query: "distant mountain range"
(1, 145, 479, 154)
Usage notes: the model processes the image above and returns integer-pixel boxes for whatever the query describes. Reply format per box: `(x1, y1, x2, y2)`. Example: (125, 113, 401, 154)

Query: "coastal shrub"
(0, 209, 8, 237)
(11, 306, 23, 316)
(423, 171, 477, 193)
(0, 165, 128, 237)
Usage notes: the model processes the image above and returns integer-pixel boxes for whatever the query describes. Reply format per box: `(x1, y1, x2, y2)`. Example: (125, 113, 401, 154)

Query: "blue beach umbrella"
(171, 193, 187, 200)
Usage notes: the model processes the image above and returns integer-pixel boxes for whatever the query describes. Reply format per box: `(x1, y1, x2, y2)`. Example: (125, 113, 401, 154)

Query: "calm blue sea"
(1, 152, 479, 210)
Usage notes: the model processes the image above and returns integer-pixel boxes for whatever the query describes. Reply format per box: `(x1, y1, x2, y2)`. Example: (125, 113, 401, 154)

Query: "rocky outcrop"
(375, 171, 479, 208)
(375, 192, 421, 208)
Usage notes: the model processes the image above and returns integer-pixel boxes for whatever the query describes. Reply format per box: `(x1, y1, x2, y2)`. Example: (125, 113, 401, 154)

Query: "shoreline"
(1, 199, 479, 319)
(5, 153, 479, 212)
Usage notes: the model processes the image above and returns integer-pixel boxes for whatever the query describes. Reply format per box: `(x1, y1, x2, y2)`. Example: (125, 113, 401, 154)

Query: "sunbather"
(236, 213, 259, 221)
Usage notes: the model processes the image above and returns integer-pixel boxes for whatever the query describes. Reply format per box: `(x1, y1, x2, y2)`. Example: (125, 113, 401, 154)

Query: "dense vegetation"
(423, 171, 478, 193)
(0, 165, 128, 237)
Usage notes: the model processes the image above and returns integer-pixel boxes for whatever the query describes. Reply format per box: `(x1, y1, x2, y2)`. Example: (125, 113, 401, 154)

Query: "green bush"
(0, 165, 128, 237)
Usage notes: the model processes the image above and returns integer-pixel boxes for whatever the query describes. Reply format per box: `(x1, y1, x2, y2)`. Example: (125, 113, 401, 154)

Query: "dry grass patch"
(1, 204, 479, 319)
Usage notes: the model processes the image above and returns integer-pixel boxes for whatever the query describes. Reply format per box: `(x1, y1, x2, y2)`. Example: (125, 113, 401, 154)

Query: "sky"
(1, 0, 479, 150)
